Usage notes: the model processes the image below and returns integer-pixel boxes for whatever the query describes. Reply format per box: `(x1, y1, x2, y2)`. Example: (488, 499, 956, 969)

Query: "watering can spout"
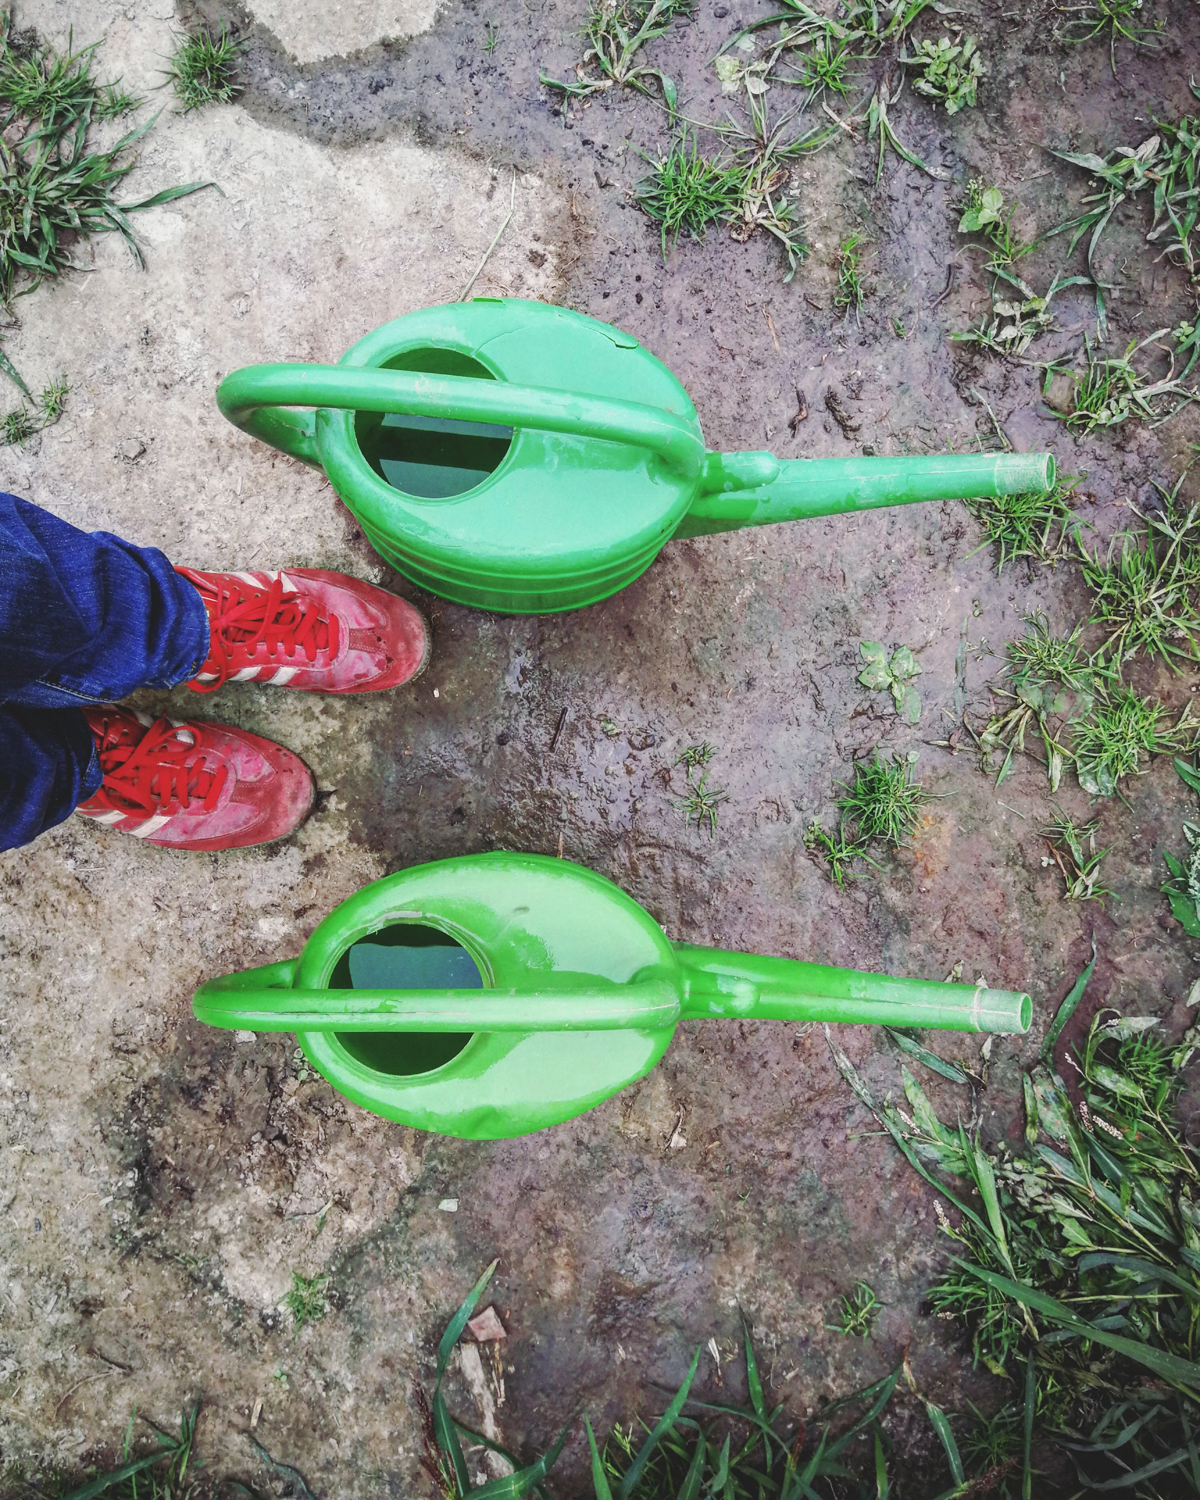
(672, 944, 1031, 1034)
(678, 450, 1056, 540)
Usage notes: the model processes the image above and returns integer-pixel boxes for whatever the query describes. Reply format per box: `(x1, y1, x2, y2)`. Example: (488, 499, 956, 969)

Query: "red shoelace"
(88, 714, 228, 817)
(183, 572, 338, 693)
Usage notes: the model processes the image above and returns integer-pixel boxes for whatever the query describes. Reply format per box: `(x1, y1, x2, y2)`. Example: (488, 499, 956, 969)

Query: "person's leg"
(0, 492, 209, 709)
(0, 705, 99, 852)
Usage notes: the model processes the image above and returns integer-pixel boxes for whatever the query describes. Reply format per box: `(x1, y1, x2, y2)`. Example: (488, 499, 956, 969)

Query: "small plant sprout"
(866, 75, 943, 183)
(539, 0, 690, 111)
(39, 375, 68, 423)
(858, 641, 921, 724)
(1, 405, 35, 445)
(833, 232, 869, 321)
(164, 24, 243, 112)
(904, 35, 983, 114)
(283, 1271, 330, 1330)
(483, 20, 500, 54)
(827, 1281, 878, 1337)
(1041, 810, 1110, 901)
(1057, 0, 1165, 74)
(964, 476, 1082, 575)
(674, 742, 727, 836)
(957, 179, 1026, 268)
(798, 32, 856, 97)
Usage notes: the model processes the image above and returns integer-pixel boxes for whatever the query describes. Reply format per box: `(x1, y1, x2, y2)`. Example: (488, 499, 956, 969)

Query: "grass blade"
(676, 1428, 707, 1500)
(1041, 937, 1097, 1060)
(586, 1417, 614, 1500)
(885, 1027, 971, 1083)
(923, 1400, 964, 1485)
(59, 1448, 179, 1500)
(1022, 1351, 1034, 1500)
(471, 1419, 572, 1498)
(438, 1260, 498, 1382)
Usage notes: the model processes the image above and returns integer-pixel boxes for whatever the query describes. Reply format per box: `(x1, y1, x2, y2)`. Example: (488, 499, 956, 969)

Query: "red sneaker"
(177, 567, 430, 695)
(75, 706, 314, 851)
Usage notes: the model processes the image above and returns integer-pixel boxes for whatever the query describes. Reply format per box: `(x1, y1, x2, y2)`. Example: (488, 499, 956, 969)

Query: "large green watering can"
(218, 298, 1055, 615)
(194, 853, 1032, 1140)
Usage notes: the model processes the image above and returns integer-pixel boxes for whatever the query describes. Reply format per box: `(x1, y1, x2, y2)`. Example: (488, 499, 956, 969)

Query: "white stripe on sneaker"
(78, 809, 124, 824)
(267, 667, 299, 685)
(236, 571, 262, 587)
(130, 815, 172, 838)
(233, 666, 259, 682)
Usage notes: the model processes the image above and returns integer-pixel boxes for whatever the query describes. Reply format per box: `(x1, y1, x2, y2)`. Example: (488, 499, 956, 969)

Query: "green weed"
(163, 25, 242, 112)
(976, 617, 1104, 792)
(827, 1280, 878, 1337)
(0, 28, 214, 306)
(482, 20, 499, 54)
(1, 403, 34, 444)
(830, 988, 1200, 1494)
(903, 34, 983, 115)
(965, 477, 1081, 575)
(1041, 809, 1110, 900)
(1078, 481, 1200, 670)
(957, 178, 1026, 268)
(421, 1259, 967, 1499)
(282, 1270, 330, 1330)
(38, 374, 67, 422)
(1073, 685, 1198, 796)
(634, 134, 742, 258)
(857, 639, 921, 723)
(797, 31, 856, 97)
(1057, 0, 1165, 74)
(833, 230, 869, 320)
(1163, 756, 1200, 937)
(1047, 331, 1199, 434)
(539, 0, 688, 111)
(808, 752, 928, 885)
(673, 742, 727, 835)
(0, 374, 68, 445)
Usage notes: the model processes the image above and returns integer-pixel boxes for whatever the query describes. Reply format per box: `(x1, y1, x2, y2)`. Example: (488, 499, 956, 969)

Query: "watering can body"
(194, 853, 1032, 1140)
(218, 299, 1056, 615)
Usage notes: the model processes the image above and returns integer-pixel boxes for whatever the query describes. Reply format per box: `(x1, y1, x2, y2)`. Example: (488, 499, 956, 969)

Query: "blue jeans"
(0, 494, 209, 851)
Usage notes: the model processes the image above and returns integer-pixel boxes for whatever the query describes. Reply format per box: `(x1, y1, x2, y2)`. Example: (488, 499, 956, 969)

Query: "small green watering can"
(218, 298, 1055, 615)
(194, 853, 1032, 1140)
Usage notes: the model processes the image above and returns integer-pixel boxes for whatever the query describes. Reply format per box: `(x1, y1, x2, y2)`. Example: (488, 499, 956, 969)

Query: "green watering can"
(194, 853, 1032, 1140)
(218, 298, 1055, 615)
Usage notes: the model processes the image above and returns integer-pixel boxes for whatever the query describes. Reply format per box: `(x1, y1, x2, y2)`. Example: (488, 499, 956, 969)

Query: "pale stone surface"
(245, 0, 442, 63)
(0, 1, 559, 1486)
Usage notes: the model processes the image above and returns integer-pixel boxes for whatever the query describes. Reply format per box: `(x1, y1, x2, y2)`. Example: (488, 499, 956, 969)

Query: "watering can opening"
(352, 348, 513, 500)
(329, 920, 483, 1076)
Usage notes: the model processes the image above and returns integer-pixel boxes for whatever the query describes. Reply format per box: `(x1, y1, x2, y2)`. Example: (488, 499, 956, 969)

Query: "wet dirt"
(4, 0, 1200, 1495)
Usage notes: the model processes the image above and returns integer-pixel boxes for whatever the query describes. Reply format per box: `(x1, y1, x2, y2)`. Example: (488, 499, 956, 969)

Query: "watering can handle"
(193, 974, 682, 1033)
(216, 364, 708, 478)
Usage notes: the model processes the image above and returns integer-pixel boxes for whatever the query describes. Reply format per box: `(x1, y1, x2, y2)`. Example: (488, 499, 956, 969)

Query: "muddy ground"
(2, 0, 1200, 1495)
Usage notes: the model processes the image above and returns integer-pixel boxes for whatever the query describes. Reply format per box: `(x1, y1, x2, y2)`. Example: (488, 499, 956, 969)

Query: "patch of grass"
(1162, 756, 1200, 937)
(0, 23, 214, 307)
(838, 751, 927, 844)
(833, 231, 869, 320)
(1041, 809, 1111, 901)
(539, 0, 689, 110)
(1057, 0, 1165, 74)
(1073, 684, 1198, 796)
(282, 1270, 329, 1330)
(977, 618, 1103, 793)
(1048, 331, 1199, 434)
(420, 1261, 968, 1499)
(38, 374, 67, 422)
(482, 20, 499, 54)
(807, 752, 928, 886)
(903, 34, 983, 114)
(1079, 479, 1200, 670)
(1, 403, 35, 445)
(827, 1280, 878, 1337)
(163, 24, 243, 113)
(634, 133, 742, 258)
(965, 476, 1081, 575)
(1044, 99, 1200, 328)
(0, 15, 138, 131)
(796, 31, 856, 97)
(830, 994, 1200, 1495)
